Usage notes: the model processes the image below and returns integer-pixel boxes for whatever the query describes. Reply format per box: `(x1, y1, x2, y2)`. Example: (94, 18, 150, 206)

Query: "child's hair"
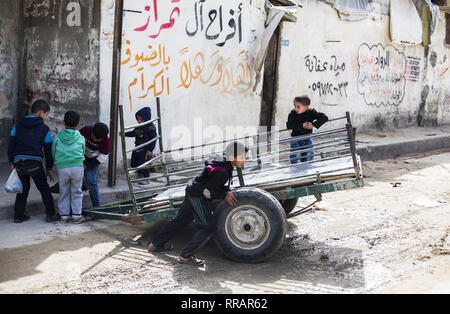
(64, 110, 80, 128)
(31, 100, 50, 114)
(93, 122, 109, 139)
(294, 96, 311, 107)
(226, 142, 249, 158)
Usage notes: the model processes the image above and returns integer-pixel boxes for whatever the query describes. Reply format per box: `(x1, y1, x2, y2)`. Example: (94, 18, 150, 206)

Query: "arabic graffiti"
(357, 43, 406, 107)
(133, 0, 181, 39)
(120, 0, 254, 110)
(186, 0, 243, 47)
(121, 40, 171, 110)
(304, 55, 346, 77)
(177, 48, 253, 93)
(405, 56, 421, 82)
(304, 54, 349, 99)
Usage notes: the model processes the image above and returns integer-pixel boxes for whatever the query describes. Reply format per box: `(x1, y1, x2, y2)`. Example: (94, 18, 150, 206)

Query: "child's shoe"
(72, 217, 87, 224)
(14, 215, 30, 223)
(46, 215, 59, 223)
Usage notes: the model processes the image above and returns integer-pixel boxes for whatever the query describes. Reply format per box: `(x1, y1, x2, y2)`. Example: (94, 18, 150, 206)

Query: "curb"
(0, 187, 130, 221)
(356, 134, 450, 161)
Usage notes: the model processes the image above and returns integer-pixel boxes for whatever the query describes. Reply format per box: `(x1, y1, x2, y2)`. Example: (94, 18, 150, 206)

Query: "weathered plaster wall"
(99, 0, 267, 156)
(0, 1, 21, 147)
(22, 0, 101, 134)
(274, 1, 449, 132)
(423, 11, 450, 126)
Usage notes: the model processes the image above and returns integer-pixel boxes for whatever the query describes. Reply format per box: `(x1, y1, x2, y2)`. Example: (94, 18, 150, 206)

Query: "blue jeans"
(84, 165, 101, 207)
(290, 139, 314, 164)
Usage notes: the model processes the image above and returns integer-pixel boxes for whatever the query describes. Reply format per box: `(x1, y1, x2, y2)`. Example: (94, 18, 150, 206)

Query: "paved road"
(1, 149, 449, 293)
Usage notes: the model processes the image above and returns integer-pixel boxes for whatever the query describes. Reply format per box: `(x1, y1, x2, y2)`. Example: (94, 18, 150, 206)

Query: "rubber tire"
(280, 197, 299, 216)
(214, 188, 286, 263)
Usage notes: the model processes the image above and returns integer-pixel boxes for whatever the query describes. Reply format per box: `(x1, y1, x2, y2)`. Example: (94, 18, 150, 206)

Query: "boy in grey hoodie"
(52, 111, 86, 223)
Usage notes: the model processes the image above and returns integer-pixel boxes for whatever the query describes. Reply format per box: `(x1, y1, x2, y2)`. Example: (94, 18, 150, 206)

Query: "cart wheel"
(280, 197, 299, 215)
(214, 188, 286, 263)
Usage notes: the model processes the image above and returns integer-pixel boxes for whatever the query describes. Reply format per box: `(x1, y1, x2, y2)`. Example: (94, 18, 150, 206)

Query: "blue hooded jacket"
(8, 116, 54, 170)
(125, 107, 158, 153)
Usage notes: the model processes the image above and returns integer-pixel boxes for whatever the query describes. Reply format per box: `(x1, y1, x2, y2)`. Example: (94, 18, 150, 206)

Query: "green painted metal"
(156, 98, 171, 186)
(83, 178, 364, 222)
(83, 210, 127, 220)
(82, 106, 364, 224)
(119, 105, 138, 215)
(142, 208, 179, 223)
(236, 167, 245, 187)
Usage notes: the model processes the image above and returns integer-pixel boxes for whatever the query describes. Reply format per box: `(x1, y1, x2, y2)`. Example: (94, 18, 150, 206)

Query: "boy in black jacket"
(286, 96, 328, 164)
(125, 107, 158, 185)
(148, 142, 248, 266)
(8, 100, 57, 223)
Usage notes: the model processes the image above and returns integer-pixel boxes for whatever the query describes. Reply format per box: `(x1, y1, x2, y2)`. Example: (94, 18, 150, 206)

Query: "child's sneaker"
(14, 215, 30, 223)
(72, 217, 87, 224)
(61, 217, 70, 223)
(46, 215, 59, 223)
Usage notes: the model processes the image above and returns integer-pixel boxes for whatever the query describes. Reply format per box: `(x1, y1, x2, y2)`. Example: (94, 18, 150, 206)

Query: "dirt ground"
(1, 150, 449, 294)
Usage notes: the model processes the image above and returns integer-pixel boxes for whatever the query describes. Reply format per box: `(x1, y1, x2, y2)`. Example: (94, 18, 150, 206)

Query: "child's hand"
(225, 191, 237, 206)
(303, 122, 314, 130)
(47, 170, 55, 182)
(146, 151, 153, 158)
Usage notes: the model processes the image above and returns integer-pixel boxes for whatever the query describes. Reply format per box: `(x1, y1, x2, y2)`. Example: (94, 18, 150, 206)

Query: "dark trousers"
(152, 194, 217, 259)
(131, 150, 150, 178)
(14, 159, 55, 220)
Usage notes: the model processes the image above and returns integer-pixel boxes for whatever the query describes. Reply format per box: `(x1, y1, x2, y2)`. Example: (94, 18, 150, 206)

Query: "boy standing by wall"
(125, 107, 158, 185)
(8, 100, 58, 223)
(52, 111, 86, 223)
(286, 96, 329, 164)
(80, 123, 110, 208)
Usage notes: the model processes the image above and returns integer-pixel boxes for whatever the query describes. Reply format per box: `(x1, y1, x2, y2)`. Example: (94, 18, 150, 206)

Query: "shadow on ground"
(0, 220, 365, 293)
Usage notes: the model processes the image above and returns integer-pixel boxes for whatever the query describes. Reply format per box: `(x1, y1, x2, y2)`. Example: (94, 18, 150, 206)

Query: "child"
(286, 96, 329, 164)
(80, 123, 110, 207)
(148, 142, 248, 266)
(52, 111, 86, 223)
(125, 107, 158, 185)
(7, 99, 58, 223)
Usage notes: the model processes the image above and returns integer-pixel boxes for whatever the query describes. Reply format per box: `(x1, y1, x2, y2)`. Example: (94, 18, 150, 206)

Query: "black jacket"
(8, 116, 53, 170)
(186, 159, 233, 200)
(125, 107, 158, 153)
(286, 109, 329, 137)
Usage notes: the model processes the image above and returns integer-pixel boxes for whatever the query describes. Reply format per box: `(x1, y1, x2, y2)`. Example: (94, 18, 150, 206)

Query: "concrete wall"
(22, 0, 101, 135)
(100, 0, 268, 157)
(274, 1, 450, 132)
(1, 0, 448, 164)
(0, 1, 21, 148)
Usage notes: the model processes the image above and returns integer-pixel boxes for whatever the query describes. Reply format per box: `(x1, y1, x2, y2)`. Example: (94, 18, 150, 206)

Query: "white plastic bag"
(5, 169, 23, 194)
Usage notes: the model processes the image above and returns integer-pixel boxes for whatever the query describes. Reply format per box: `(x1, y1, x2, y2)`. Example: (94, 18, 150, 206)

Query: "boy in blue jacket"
(125, 107, 158, 185)
(8, 100, 58, 223)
